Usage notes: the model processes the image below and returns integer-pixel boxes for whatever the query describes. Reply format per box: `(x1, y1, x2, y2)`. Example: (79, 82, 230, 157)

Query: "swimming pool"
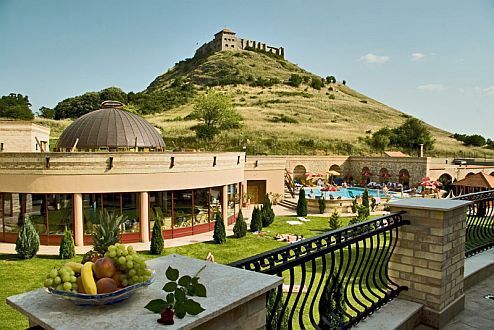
(304, 187, 384, 199)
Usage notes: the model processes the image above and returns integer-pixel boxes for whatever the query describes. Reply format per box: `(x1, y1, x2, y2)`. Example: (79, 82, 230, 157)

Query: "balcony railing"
(230, 212, 409, 329)
(452, 190, 494, 257)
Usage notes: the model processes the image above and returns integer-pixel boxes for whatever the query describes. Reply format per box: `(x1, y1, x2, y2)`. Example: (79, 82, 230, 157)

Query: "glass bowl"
(46, 271, 155, 306)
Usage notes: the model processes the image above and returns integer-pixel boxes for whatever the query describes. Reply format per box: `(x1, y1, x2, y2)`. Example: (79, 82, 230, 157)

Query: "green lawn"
(0, 215, 349, 330)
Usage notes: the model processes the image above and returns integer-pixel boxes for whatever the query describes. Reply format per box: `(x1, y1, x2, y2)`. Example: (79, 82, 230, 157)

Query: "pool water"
(304, 187, 383, 200)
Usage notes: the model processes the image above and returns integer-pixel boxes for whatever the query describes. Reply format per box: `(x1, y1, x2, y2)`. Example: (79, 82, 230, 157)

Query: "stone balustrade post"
(73, 193, 84, 246)
(388, 199, 471, 328)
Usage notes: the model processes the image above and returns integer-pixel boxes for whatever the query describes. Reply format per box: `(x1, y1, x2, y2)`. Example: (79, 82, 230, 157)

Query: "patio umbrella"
(327, 170, 340, 176)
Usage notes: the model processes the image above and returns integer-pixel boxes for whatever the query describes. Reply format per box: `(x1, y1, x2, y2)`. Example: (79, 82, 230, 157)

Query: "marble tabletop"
(6, 254, 282, 330)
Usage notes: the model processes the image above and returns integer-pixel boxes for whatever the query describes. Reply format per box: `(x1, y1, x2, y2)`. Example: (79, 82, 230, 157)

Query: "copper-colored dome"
(56, 101, 165, 151)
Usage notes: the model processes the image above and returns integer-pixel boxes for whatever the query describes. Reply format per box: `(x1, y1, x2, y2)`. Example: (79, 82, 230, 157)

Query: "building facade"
(0, 121, 50, 152)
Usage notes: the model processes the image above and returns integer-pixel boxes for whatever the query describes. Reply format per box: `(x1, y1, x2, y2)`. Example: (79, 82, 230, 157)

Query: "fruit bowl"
(46, 271, 155, 306)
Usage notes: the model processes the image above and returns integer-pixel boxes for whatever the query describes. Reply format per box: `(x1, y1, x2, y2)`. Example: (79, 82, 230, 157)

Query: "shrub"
(362, 189, 370, 217)
(15, 215, 40, 259)
(150, 218, 164, 254)
(371, 197, 377, 211)
(311, 77, 323, 90)
(269, 114, 298, 124)
(318, 197, 326, 214)
(267, 289, 290, 329)
(319, 271, 346, 328)
(297, 188, 308, 217)
(213, 212, 226, 244)
(261, 194, 275, 227)
(349, 205, 369, 225)
(351, 198, 358, 213)
(328, 210, 340, 230)
(250, 206, 263, 232)
(59, 227, 75, 259)
(287, 74, 302, 87)
(233, 210, 247, 238)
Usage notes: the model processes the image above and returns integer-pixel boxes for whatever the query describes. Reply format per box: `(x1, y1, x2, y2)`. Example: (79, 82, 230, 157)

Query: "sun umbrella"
(327, 170, 340, 176)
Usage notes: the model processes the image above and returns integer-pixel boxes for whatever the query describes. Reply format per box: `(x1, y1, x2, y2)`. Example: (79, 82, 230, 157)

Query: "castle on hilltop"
(194, 29, 284, 58)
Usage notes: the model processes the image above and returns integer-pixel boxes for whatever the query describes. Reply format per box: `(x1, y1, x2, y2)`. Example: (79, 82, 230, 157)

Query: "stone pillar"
(139, 192, 149, 243)
(73, 193, 84, 247)
(222, 185, 228, 227)
(388, 198, 471, 328)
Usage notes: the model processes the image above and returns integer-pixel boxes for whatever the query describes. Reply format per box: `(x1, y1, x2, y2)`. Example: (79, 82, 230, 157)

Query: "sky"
(0, 0, 493, 138)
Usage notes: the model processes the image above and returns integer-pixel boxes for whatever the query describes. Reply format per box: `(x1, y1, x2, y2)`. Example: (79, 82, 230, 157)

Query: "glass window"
(209, 187, 222, 221)
(227, 184, 236, 218)
(173, 190, 192, 228)
(47, 194, 72, 235)
(121, 193, 138, 233)
(28, 194, 47, 234)
(83, 193, 102, 235)
(149, 192, 172, 230)
(194, 189, 209, 225)
(2, 193, 20, 233)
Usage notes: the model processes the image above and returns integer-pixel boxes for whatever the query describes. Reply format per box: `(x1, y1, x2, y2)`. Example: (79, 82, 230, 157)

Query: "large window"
(1, 193, 20, 233)
(209, 187, 222, 221)
(227, 184, 236, 218)
(173, 190, 193, 228)
(194, 189, 210, 225)
(149, 192, 172, 230)
(83, 193, 138, 234)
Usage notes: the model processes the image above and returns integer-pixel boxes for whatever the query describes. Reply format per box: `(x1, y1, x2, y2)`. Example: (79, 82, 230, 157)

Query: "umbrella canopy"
(327, 170, 340, 176)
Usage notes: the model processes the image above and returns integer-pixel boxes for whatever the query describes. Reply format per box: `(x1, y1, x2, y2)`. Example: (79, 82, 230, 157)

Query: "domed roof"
(56, 101, 165, 151)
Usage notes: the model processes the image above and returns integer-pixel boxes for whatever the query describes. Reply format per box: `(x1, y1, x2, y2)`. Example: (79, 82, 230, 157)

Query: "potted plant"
(145, 265, 207, 325)
(242, 192, 254, 207)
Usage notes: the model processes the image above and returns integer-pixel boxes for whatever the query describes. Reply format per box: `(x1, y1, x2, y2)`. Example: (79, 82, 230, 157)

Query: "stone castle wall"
(194, 30, 284, 58)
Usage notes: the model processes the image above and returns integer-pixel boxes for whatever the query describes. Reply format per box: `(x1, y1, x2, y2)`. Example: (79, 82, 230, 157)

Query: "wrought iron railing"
(453, 190, 494, 257)
(230, 212, 409, 329)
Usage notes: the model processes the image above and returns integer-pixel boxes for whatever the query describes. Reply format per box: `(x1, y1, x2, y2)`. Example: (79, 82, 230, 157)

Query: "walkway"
(415, 272, 494, 329)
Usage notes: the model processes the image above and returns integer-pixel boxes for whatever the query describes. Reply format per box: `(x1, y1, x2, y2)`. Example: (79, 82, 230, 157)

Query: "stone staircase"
(278, 198, 297, 210)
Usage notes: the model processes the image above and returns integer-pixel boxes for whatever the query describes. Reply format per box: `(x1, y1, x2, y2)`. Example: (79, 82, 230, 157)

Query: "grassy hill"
(40, 50, 494, 157)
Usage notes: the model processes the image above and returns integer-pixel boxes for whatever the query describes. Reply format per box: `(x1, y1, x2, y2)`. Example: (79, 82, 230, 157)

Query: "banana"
(81, 262, 97, 294)
(64, 262, 83, 274)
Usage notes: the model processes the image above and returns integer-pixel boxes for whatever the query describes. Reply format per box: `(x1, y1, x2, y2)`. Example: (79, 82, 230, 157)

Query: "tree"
(371, 197, 377, 211)
(342, 80, 347, 85)
(351, 197, 358, 213)
(0, 93, 34, 120)
(362, 189, 370, 217)
(261, 194, 275, 227)
(38, 106, 55, 119)
(59, 227, 75, 259)
(190, 92, 241, 140)
(297, 188, 308, 217)
(369, 127, 393, 151)
(213, 212, 226, 244)
(328, 210, 340, 230)
(349, 205, 369, 225)
(318, 271, 346, 328)
(250, 206, 262, 232)
(150, 218, 164, 254)
(15, 215, 40, 259)
(266, 289, 290, 329)
(393, 118, 435, 152)
(233, 209, 247, 238)
(318, 197, 326, 214)
(326, 76, 336, 84)
(287, 74, 302, 87)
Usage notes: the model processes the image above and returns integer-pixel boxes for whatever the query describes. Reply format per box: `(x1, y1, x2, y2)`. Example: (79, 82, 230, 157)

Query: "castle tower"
(214, 28, 238, 51)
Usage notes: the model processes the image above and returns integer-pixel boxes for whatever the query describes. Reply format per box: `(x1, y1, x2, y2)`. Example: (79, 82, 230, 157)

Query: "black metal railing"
(230, 212, 409, 329)
(453, 190, 494, 257)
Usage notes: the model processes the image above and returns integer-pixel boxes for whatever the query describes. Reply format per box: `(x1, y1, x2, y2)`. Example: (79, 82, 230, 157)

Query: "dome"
(56, 101, 165, 151)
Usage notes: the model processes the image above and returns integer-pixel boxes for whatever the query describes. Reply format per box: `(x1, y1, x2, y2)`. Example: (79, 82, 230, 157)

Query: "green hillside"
(41, 50, 494, 158)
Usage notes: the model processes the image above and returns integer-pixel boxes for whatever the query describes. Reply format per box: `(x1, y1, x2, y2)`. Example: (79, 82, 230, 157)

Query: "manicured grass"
(0, 215, 347, 329)
(0, 254, 83, 330)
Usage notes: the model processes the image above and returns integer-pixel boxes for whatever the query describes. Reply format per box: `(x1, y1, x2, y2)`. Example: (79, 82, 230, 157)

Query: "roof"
(452, 172, 494, 189)
(0, 120, 50, 133)
(214, 28, 236, 36)
(56, 102, 165, 150)
(384, 151, 410, 157)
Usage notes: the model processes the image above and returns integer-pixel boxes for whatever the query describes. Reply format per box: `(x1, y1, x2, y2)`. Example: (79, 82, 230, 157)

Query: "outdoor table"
(7, 254, 282, 329)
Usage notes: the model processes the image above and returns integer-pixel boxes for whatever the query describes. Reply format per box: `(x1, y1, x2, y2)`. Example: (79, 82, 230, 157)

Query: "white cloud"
(483, 86, 494, 95)
(417, 84, 446, 92)
(359, 53, 390, 64)
(411, 53, 425, 61)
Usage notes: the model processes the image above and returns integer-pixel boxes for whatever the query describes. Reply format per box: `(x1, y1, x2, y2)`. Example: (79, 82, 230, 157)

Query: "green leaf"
(144, 299, 166, 314)
(178, 275, 191, 287)
(166, 293, 175, 304)
(163, 281, 177, 292)
(195, 283, 207, 297)
(166, 266, 179, 281)
(184, 299, 205, 315)
(174, 301, 187, 319)
(175, 287, 186, 302)
(186, 284, 195, 296)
